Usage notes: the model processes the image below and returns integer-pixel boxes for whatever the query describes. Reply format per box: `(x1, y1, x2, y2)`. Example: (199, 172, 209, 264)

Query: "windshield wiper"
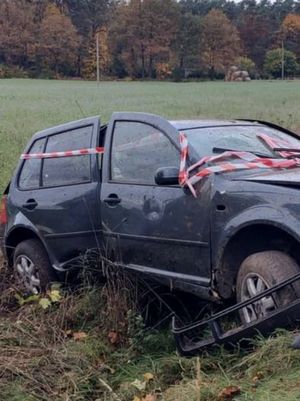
(212, 147, 275, 158)
(273, 147, 300, 152)
(272, 147, 300, 159)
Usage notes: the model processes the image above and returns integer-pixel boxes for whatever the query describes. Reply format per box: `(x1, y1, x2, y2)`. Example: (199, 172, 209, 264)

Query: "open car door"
(100, 112, 212, 291)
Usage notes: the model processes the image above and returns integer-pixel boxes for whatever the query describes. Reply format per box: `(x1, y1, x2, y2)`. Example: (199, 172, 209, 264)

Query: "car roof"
(169, 119, 260, 130)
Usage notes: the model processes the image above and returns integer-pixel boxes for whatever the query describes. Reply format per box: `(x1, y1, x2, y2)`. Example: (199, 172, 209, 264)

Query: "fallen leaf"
(252, 371, 264, 387)
(49, 289, 61, 303)
(73, 331, 88, 341)
(143, 373, 154, 382)
(252, 371, 264, 382)
(108, 331, 119, 344)
(142, 394, 156, 401)
(217, 385, 241, 400)
(133, 397, 141, 401)
(131, 379, 146, 391)
(24, 294, 40, 304)
(15, 293, 39, 306)
(39, 298, 51, 310)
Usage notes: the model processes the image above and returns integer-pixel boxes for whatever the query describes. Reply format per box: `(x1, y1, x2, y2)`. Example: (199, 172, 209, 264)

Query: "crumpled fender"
(213, 204, 300, 274)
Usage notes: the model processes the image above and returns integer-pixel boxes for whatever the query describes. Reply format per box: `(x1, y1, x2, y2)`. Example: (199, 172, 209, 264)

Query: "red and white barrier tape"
(20, 132, 162, 160)
(21, 132, 300, 198)
(179, 132, 188, 185)
(21, 147, 104, 160)
(258, 133, 300, 158)
(179, 132, 300, 197)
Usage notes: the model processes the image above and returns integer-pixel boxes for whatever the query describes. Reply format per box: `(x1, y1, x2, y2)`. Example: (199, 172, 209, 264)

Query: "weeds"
(1, 256, 300, 400)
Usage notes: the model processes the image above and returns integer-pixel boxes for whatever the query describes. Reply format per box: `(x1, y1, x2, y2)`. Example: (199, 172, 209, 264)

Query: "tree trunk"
(148, 54, 153, 78)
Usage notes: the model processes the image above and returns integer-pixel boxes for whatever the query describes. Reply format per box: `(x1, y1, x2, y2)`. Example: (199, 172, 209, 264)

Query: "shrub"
(235, 56, 256, 77)
(264, 48, 299, 78)
(0, 64, 28, 79)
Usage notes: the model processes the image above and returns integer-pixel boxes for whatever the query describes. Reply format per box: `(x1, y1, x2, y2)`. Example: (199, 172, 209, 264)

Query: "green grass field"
(1, 78, 300, 192)
(1, 79, 300, 401)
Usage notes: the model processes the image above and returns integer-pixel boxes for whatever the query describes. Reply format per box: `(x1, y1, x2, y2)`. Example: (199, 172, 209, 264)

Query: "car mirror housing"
(155, 167, 179, 186)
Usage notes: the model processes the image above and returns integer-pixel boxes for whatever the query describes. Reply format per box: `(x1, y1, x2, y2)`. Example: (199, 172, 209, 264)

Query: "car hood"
(234, 167, 300, 186)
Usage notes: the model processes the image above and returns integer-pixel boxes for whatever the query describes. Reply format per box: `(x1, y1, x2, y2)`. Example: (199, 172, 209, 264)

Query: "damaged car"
(1, 112, 300, 349)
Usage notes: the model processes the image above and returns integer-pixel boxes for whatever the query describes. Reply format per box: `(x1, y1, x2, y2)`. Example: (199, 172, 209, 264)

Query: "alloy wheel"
(15, 255, 41, 294)
(240, 272, 276, 323)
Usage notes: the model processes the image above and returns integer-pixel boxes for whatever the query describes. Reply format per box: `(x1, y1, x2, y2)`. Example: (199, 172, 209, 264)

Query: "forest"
(0, 0, 300, 80)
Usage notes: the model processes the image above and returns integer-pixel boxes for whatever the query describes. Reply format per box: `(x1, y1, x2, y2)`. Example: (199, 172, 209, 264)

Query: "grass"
(1, 78, 300, 192)
(1, 268, 300, 401)
(1, 78, 300, 400)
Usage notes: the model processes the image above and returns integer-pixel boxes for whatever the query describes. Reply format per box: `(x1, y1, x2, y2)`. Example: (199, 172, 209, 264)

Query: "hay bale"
(241, 71, 249, 78)
(230, 66, 239, 73)
(226, 66, 251, 82)
(232, 71, 242, 80)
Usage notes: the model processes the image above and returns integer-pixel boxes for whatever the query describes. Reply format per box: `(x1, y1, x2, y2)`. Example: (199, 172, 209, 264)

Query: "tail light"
(0, 195, 8, 226)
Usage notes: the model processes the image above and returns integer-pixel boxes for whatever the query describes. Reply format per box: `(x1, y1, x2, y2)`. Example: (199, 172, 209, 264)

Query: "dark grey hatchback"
(1, 112, 300, 325)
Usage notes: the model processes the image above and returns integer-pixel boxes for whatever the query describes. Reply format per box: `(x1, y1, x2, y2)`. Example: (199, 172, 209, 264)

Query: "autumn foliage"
(201, 10, 241, 79)
(0, 0, 299, 79)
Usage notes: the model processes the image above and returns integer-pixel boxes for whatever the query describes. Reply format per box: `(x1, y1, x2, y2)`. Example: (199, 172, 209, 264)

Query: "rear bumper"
(172, 272, 300, 356)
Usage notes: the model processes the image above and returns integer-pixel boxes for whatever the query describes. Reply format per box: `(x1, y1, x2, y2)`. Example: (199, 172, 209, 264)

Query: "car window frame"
(109, 119, 181, 187)
(17, 124, 94, 191)
(17, 137, 47, 191)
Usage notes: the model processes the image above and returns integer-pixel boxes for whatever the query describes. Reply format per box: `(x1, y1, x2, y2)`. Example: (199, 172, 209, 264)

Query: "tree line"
(0, 0, 300, 80)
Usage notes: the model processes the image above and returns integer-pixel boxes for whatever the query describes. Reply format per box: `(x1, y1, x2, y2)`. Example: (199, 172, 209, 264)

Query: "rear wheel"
(13, 239, 57, 294)
(236, 251, 300, 324)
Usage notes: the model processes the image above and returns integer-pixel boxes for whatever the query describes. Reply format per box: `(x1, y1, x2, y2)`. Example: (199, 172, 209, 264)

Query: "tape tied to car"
(179, 131, 300, 197)
(21, 147, 105, 160)
(20, 132, 300, 198)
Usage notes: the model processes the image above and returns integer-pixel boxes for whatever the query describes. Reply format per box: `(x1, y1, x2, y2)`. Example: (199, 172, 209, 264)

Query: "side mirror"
(155, 167, 179, 186)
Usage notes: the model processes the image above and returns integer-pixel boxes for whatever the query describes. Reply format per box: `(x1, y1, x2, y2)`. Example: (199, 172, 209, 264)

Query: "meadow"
(1, 78, 300, 192)
(1, 79, 300, 401)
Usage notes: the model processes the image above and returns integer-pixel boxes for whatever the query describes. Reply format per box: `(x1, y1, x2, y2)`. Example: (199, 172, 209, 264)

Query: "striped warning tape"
(179, 132, 300, 197)
(21, 147, 104, 160)
(258, 133, 300, 158)
(20, 131, 300, 198)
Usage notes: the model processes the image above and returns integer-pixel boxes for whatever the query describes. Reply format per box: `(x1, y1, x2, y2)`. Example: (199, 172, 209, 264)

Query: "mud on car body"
(1, 112, 300, 325)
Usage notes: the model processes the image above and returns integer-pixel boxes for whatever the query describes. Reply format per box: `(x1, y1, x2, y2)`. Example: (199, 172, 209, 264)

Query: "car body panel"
(238, 167, 300, 185)
(7, 116, 102, 265)
(100, 112, 212, 286)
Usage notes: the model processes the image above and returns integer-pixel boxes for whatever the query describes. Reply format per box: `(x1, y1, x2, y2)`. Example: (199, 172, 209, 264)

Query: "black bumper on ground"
(172, 273, 300, 356)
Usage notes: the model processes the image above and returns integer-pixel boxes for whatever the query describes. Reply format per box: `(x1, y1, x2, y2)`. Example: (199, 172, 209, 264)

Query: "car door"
(100, 113, 212, 287)
(11, 117, 101, 267)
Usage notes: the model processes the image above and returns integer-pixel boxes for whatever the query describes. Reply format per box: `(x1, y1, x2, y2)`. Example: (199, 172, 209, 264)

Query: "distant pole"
(96, 31, 100, 84)
(281, 39, 285, 80)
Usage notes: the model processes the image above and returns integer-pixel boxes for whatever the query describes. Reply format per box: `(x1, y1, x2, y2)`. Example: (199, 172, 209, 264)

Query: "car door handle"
(22, 199, 38, 210)
(103, 194, 121, 206)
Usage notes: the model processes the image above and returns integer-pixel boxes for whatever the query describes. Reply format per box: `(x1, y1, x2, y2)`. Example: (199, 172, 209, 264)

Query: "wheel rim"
(240, 273, 276, 323)
(15, 255, 41, 294)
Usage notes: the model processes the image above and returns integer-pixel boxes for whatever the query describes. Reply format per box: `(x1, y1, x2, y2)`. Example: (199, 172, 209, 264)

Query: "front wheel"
(236, 251, 300, 324)
(13, 239, 57, 294)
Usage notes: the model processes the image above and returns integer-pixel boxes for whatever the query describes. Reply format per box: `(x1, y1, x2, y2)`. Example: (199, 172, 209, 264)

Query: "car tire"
(13, 239, 57, 294)
(236, 251, 300, 324)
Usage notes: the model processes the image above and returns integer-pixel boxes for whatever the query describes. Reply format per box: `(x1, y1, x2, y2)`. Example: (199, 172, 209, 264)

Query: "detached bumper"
(172, 273, 300, 356)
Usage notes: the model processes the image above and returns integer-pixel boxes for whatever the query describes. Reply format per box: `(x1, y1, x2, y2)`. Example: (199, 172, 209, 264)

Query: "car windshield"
(183, 125, 300, 159)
